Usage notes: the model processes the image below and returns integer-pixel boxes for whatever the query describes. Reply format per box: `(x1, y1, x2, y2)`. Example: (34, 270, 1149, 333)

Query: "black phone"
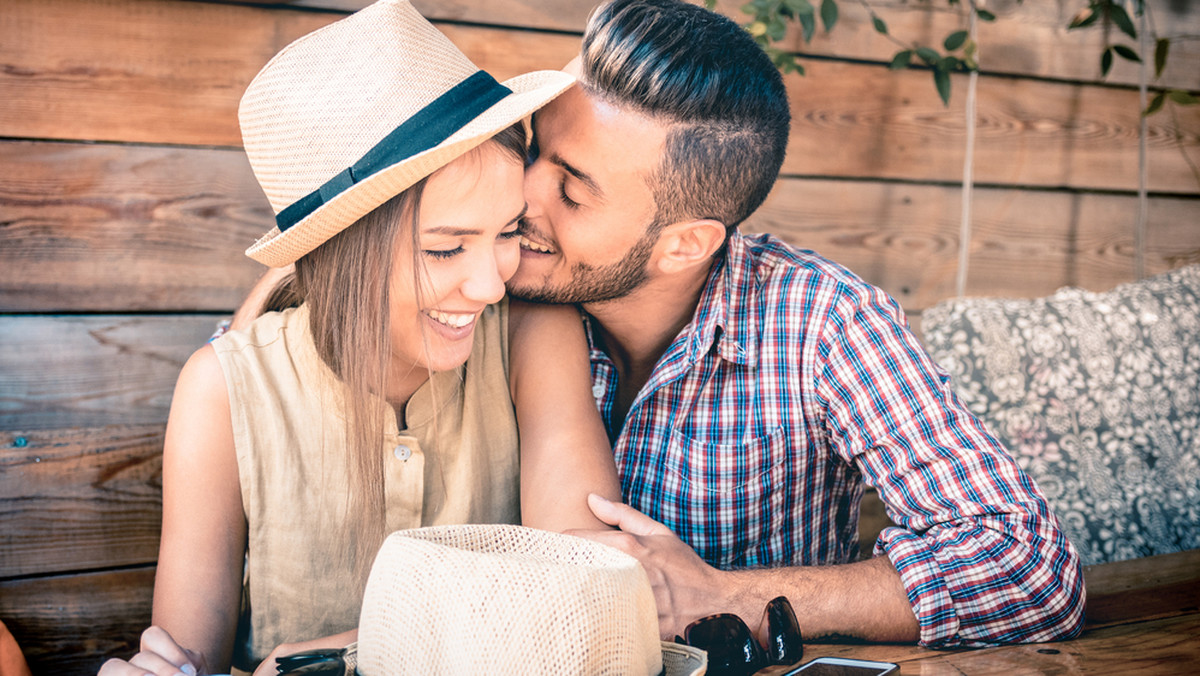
(779, 656, 900, 675)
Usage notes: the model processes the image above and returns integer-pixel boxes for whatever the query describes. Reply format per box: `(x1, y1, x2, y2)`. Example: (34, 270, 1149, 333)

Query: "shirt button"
(393, 445, 412, 461)
(592, 383, 605, 399)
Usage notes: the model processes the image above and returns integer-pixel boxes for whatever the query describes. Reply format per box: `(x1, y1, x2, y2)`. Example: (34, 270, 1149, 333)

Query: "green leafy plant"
(705, 0, 991, 104)
(1068, 0, 1199, 116)
(864, 0, 993, 105)
(708, 0, 1198, 112)
(734, 0, 841, 75)
(705, 0, 1199, 283)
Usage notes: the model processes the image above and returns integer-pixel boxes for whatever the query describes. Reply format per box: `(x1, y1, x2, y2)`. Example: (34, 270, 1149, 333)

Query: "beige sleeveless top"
(212, 301, 518, 670)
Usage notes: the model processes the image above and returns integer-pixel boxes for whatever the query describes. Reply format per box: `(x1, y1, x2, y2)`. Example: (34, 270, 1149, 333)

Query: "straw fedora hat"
(355, 524, 707, 675)
(239, 0, 575, 267)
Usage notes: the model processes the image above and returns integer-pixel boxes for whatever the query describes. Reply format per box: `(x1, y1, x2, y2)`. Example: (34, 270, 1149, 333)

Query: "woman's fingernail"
(181, 665, 198, 676)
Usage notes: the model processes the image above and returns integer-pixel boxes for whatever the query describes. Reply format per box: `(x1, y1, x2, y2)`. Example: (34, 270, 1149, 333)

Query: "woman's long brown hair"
(261, 123, 527, 585)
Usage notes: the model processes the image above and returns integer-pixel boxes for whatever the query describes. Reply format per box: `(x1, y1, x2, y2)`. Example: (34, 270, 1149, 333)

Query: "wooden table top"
(756, 549, 1200, 675)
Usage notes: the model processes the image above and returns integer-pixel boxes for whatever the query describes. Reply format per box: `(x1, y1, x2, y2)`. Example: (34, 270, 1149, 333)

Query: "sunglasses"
(275, 648, 348, 675)
(676, 596, 802, 676)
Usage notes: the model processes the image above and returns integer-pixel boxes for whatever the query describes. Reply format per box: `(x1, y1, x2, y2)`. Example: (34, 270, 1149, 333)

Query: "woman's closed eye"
(423, 245, 464, 260)
(424, 220, 525, 258)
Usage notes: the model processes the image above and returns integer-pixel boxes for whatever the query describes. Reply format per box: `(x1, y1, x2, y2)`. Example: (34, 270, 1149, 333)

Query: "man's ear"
(655, 219, 727, 274)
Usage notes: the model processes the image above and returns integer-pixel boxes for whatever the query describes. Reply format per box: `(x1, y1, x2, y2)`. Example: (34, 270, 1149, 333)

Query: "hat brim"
(663, 641, 708, 676)
(245, 69, 574, 267)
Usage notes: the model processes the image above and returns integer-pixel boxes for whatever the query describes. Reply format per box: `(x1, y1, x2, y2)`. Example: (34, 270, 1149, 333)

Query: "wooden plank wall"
(1, 0, 1198, 672)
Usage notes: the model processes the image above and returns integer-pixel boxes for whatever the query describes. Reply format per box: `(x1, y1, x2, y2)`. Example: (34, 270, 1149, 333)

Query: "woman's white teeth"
(519, 235, 553, 253)
(428, 310, 474, 328)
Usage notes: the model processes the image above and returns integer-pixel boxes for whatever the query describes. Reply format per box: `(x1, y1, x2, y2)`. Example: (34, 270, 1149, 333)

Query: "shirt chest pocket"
(665, 424, 789, 490)
(659, 424, 790, 566)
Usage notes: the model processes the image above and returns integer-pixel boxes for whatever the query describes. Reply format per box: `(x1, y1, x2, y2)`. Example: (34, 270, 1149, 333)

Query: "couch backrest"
(921, 265, 1200, 565)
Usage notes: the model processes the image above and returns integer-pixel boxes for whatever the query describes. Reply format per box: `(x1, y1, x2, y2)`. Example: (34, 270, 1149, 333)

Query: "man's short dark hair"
(580, 0, 791, 231)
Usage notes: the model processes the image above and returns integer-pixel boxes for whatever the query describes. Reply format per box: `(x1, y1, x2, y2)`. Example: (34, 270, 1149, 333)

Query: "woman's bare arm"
(152, 345, 247, 671)
(508, 299, 621, 532)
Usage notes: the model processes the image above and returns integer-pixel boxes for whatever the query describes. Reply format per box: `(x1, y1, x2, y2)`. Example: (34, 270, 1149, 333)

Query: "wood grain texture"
(758, 549, 1200, 674)
(878, 614, 1200, 675)
(4, 1, 1197, 193)
(6, 136, 1196, 315)
(0, 0, 578, 147)
(1083, 548, 1200, 629)
(0, 425, 164, 578)
(0, 141, 269, 312)
(757, 615, 1200, 674)
(743, 178, 1200, 313)
(0, 0, 337, 147)
(0, 567, 154, 676)
(225, 0, 1200, 90)
(0, 315, 216, 430)
(713, 0, 1200, 91)
(779, 59, 1200, 193)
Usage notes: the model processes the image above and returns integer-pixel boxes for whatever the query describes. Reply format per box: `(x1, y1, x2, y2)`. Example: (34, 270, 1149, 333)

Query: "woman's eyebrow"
(423, 205, 527, 236)
(424, 225, 483, 236)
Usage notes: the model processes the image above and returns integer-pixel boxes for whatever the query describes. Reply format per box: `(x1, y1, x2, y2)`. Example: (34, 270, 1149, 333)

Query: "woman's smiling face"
(388, 140, 526, 375)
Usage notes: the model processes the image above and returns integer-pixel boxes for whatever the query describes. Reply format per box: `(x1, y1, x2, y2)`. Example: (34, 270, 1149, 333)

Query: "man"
(506, 0, 1083, 648)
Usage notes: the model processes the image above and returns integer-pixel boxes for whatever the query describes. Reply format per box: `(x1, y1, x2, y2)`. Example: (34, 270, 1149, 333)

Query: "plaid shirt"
(584, 232, 1084, 647)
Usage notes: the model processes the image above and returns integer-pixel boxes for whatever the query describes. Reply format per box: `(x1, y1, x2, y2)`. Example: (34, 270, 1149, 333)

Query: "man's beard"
(509, 223, 662, 305)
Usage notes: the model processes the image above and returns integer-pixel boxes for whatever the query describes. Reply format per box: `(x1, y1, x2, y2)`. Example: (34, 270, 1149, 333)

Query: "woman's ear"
(655, 219, 727, 274)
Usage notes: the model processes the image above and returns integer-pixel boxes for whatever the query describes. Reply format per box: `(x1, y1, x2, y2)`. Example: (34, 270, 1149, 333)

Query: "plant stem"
(956, 2, 979, 298)
(855, 0, 911, 49)
(1136, 3, 1147, 280)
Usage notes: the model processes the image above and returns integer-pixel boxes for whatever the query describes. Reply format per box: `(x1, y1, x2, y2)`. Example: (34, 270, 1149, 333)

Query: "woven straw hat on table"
(238, 0, 575, 267)
(356, 524, 707, 675)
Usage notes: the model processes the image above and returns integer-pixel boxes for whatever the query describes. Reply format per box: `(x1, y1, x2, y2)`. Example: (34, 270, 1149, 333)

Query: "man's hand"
(231, 264, 294, 331)
(571, 494, 921, 644)
(568, 494, 729, 639)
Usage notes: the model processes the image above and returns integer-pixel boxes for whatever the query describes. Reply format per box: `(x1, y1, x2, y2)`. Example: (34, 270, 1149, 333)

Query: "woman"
(99, 2, 618, 674)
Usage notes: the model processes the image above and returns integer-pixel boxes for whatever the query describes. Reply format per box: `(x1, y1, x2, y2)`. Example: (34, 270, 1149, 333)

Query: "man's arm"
(812, 293, 1084, 647)
(576, 494, 919, 643)
(575, 288, 1084, 648)
(230, 264, 294, 331)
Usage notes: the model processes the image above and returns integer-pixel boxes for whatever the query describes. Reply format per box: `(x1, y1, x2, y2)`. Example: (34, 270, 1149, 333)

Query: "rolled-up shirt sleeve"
(815, 285, 1085, 647)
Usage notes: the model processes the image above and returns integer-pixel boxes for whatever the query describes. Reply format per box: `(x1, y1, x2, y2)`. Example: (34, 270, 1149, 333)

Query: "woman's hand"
(250, 630, 357, 676)
(98, 626, 205, 676)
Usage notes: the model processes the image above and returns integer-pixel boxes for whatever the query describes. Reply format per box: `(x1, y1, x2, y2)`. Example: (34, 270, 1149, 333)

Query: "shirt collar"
(687, 231, 758, 367)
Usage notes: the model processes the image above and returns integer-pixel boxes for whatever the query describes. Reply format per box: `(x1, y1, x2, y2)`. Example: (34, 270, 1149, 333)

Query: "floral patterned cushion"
(921, 265, 1200, 564)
